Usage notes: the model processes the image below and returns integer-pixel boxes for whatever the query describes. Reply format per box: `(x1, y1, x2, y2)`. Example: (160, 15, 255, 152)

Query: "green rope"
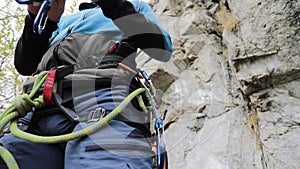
(10, 88, 146, 144)
(137, 95, 148, 113)
(0, 146, 19, 169)
(0, 71, 47, 169)
(0, 106, 14, 122)
(0, 71, 47, 132)
(12, 94, 44, 117)
(0, 71, 47, 121)
(0, 112, 19, 132)
(0, 69, 147, 168)
(29, 71, 48, 98)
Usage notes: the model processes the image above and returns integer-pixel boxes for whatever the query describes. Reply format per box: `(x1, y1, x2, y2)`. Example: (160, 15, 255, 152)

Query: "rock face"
(137, 0, 300, 168)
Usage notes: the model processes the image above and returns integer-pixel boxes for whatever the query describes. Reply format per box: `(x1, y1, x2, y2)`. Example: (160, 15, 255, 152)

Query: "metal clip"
(138, 68, 156, 96)
(34, 0, 52, 34)
(136, 68, 160, 118)
(86, 107, 106, 123)
(15, 0, 53, 34)
(136, 68, 168, 169)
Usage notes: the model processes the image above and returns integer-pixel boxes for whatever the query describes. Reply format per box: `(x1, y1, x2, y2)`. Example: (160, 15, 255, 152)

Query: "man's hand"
(28, 0, 66, 22)
(94, 0, 137, 20)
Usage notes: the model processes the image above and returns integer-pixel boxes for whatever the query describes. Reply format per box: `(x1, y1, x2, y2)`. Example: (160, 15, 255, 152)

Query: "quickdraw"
(15, 0, 53, 34)
(137, 69, 168, 169)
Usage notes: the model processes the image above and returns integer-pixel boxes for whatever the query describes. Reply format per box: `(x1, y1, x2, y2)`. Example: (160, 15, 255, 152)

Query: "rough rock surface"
(137, 0, 300, 168)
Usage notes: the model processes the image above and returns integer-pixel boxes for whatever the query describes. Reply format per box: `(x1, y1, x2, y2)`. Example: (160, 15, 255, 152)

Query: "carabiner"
(155, 119, 168, 169)
(15, 0, 52, 34)
(33, 0, 52, 34)
(15, 0, 36, 4)
(136, 68, 168, 168)
(139, 68, 156, 96)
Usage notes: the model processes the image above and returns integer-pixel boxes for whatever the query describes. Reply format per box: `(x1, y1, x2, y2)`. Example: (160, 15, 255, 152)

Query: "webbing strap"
(43, 65, 74, 105)
(43, 69, 57, 104)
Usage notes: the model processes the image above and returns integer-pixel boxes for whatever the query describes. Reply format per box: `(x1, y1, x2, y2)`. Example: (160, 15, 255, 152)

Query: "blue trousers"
(0, 114, 153, 169)
(0, 133, 64, 169)
(65, 120, 154, 169)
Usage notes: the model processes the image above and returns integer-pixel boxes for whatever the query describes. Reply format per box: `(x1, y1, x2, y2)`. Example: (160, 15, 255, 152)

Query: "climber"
(0, 0, 172, 168)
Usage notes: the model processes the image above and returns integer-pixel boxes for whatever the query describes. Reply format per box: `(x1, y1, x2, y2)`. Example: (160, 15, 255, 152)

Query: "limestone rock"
(137, 0, 300, 168)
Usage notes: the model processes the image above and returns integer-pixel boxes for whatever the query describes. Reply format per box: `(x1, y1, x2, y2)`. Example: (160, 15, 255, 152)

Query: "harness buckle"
(86, 107, 106, 123)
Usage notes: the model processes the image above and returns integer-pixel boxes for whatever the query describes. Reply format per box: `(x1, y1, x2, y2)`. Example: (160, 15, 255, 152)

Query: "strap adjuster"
(86, 107, 106, 123)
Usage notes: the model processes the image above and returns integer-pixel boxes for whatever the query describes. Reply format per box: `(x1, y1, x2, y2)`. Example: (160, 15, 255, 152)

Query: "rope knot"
(12, 94, 34, 117)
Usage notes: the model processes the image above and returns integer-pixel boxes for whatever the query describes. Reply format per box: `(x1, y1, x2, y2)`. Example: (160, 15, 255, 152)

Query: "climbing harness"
(15, 0, 53, 34)
(0, 67, 168, 169)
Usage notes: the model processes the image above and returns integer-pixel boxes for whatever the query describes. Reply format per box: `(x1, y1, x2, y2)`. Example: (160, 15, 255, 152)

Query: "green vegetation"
(0, 0, 26, 108)
(0, 0, 79, 109)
